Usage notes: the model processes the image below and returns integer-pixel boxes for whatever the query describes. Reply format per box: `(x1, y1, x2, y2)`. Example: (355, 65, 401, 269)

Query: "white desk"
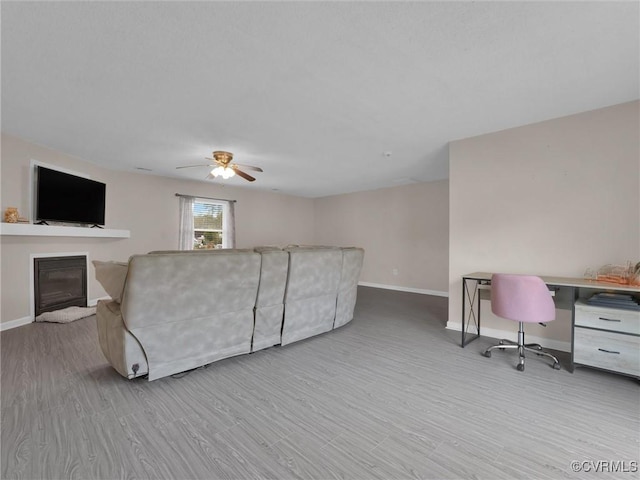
(461, 272, 640, 376)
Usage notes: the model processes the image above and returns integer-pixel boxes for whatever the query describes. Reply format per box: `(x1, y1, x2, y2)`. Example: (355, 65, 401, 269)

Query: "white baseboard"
(446, 322, 571, 353)
(358, 282, 448, 297)
(1, 316, 33, 332)
(1, 298, 106, 332)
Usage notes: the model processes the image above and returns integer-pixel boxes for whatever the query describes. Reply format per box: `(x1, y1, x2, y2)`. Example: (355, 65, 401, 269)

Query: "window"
(193, 200, 223, 249)
(178, 195, 236, 250)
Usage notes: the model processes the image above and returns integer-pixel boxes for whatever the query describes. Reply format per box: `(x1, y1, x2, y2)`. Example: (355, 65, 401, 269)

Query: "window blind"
(193, 201, 223, 231)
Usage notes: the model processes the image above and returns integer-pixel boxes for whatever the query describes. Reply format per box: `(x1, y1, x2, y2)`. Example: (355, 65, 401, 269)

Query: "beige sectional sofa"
(94, 246, 364, 380)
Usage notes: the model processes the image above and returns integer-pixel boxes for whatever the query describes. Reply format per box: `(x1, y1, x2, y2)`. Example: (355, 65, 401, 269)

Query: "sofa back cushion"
(284, 247, 342, 301)
(122, 250, 260, 330)
(254, 249, 287, 306)
(281, 247, 342, 345)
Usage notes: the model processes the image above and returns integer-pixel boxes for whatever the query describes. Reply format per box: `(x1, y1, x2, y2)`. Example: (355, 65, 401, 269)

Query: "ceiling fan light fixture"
(211, 166, 235, 179)
(178, 150, 259, 182)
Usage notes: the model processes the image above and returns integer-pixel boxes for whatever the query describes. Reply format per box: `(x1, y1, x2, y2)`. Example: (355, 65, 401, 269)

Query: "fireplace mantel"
(0, 223, 129, 238)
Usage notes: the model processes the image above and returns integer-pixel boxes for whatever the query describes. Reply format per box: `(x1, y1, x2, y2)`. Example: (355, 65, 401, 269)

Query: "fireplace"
(34, 256, 87, 316)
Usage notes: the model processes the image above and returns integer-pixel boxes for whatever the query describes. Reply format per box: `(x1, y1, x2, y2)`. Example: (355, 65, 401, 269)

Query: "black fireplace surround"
(34, 256, 87, 316)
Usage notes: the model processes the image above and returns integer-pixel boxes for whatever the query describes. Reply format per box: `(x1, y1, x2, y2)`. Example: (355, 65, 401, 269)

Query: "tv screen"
(36, 166, 106, 226)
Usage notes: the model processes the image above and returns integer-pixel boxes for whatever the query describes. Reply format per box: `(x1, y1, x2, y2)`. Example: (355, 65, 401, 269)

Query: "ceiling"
(2, 2, 638, 198)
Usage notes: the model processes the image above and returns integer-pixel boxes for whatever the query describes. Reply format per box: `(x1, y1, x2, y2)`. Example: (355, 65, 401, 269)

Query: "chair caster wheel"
(517, 363, 525, 372)
(552, 362, 561, 370)
(483, 350, 491, 358)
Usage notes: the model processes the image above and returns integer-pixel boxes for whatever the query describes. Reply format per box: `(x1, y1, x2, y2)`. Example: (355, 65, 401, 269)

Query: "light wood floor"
(2, 287, 638, 479)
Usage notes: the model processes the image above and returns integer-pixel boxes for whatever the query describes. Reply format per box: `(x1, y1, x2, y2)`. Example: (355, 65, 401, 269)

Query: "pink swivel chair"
(482, 274, 561, 371)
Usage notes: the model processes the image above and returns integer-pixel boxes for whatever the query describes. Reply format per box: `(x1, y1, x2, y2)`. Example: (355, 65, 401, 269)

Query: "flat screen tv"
(35, 166, 106, 226)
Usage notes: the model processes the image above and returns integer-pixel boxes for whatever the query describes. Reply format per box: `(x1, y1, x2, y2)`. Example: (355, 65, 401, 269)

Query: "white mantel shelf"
(0, 223, 130, 238)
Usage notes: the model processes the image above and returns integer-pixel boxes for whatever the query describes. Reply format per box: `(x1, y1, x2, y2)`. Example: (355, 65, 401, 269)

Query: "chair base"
(482, 322, 560, 371)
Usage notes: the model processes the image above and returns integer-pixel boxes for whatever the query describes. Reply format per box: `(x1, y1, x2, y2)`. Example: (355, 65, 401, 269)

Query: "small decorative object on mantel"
(4, 207, 19, 223)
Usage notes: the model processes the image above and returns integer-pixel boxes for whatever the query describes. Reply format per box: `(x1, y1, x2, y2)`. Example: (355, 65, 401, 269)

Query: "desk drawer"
(574, 327, 640, 377)
(575, 303, 640, 335)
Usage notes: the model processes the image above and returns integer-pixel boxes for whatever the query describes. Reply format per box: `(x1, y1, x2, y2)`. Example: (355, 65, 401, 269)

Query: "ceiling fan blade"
(232, 167, 256, 182)
(176, 164, 213, 169)
(232, 163, 263, 173)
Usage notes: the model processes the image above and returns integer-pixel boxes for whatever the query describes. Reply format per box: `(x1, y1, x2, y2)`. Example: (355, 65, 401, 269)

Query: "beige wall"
(314, 180, 449, 294)
(448, 101, 640, 347)
(1, 133, 315, 323)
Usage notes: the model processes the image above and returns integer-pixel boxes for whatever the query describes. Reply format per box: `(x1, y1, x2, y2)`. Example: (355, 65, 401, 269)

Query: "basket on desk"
(596, 263, 640, 286)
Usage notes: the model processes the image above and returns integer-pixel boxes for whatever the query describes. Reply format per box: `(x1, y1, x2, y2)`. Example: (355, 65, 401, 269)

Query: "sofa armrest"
(96, 300, 148, 379)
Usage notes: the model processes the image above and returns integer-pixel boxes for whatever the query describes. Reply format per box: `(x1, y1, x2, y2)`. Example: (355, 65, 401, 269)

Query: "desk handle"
(598, 317, 621, 323)
(597, 348, 620, 355)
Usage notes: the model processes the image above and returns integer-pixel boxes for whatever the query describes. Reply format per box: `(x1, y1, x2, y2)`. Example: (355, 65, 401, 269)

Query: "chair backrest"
(491, 274, 555, 323)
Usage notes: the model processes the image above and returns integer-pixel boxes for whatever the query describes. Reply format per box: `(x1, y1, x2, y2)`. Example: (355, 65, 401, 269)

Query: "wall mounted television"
(35, 166, 106, 226)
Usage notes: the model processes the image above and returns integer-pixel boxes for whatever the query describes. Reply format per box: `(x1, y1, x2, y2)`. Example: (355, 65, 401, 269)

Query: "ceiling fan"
(176, 151, 263, 182)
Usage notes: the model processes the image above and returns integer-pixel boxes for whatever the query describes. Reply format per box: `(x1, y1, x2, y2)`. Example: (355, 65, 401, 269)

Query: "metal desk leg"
(477, 282, 481, 338)
(461, 278, 467, 347)
(569, 286, 577, 373)
(461, 278, 481, 347)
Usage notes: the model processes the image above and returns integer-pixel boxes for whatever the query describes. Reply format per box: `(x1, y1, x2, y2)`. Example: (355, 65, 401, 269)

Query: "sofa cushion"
(122, 251, 260, 329)
(283, 247, 342, 301)
(281, 247, 342, 345)
(255, 249, 288, 307)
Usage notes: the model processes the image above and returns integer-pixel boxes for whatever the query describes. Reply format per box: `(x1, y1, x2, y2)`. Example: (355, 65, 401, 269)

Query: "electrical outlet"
(392, 268, 399, 276)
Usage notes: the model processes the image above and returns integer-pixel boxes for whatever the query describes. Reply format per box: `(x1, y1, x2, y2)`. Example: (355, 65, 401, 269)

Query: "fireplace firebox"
(34, 256, 87, 316)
